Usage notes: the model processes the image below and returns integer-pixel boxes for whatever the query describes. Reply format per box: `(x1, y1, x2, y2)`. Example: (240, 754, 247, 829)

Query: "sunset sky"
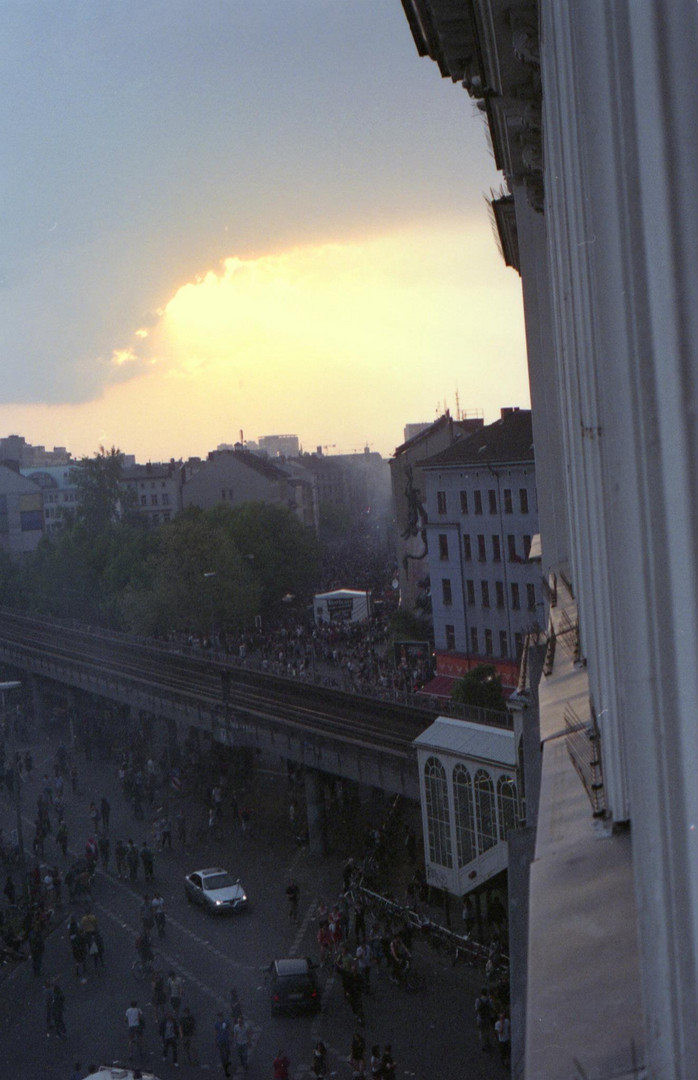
(1, 1, 528, 462)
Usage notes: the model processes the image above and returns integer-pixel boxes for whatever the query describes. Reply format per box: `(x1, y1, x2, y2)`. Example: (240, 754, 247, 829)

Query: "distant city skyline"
(1, 2, 528, 463)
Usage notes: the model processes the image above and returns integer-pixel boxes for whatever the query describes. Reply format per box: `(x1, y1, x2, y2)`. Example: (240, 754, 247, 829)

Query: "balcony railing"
(564, 701, 606, 818)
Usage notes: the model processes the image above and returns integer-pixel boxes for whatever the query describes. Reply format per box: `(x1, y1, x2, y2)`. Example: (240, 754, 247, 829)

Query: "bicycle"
(132, 953, 157, 981)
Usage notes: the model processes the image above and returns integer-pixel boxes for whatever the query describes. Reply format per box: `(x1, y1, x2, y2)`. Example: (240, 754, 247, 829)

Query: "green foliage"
(71, 446, 133, 533)
(451, 663, 507, 711)
(4, 493, 321, 638)
(219, 502, 320, 613)
(122, 507, 261, 637)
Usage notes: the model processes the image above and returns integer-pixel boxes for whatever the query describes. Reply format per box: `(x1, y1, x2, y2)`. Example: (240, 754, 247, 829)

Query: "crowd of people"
(0, 685, 510, 1079)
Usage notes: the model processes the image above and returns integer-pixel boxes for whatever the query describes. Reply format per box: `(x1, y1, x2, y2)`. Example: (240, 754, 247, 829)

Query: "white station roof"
(413, 716, 516, 768)
(314, 589, 370, 599)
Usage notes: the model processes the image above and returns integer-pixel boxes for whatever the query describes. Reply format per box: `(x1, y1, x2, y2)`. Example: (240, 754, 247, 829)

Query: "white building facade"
(420, 408, 542, 679)
(401, 0, 698, 1076)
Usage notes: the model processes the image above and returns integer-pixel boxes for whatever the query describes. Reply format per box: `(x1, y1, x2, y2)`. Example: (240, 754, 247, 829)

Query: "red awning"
(416, 675, 456, 699)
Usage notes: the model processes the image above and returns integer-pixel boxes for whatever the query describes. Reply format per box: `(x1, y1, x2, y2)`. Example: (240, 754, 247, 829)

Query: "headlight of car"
(215, 899, 223, 905)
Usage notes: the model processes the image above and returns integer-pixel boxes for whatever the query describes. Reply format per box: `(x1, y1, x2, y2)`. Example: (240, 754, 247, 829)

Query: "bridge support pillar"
(29, 675, 44, 732)
(304, 767, 327, 859)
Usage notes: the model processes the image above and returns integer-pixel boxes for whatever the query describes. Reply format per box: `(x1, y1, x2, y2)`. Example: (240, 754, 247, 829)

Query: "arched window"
(424, 756, 452, 868)
(453, 764, 477, 865)
(497, 775, 518, 840)
(474, 769, 497, 852)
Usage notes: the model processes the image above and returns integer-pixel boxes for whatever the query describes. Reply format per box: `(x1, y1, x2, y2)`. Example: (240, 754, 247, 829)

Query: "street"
(0, 728, 506, 1079)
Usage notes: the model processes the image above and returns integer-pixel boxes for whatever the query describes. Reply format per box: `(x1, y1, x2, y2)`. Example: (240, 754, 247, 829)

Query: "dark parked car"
(269, 957, 321, 1016)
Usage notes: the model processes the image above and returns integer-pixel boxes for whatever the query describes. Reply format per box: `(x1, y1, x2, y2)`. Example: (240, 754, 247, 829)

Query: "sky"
(1, 1, 528, 462)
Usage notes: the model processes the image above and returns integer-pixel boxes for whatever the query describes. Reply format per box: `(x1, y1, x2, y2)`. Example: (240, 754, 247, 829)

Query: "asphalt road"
(0, 731, 506, 1080)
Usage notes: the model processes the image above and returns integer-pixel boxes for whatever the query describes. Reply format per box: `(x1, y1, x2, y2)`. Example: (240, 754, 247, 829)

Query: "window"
(438, 534, 449, 560)
(463, 534, 472, 561)
(474, 490, 483, 515)
(519, 488, 529, 514)
(499, 630, 508, 657)
(474, 770, 497, 853)
(488, 489, 497, 514)
(484, 628, 493, 655)
(466, 579, 475, 605)
(497, 776, 518, 840)
(492, 534, 501, 562)
(470, 627, 479, 654)
(162, 493, 169, 506)
(507, 534, 517, 561)
(523, 535, 531, 559)
(445, 624, 456, 651)
(20, 511, 43, 532)
(481, 581, 490, 608)
(140, 495, 147, 506)
(453, 765, 477, 865)
(442, 578, 452, 605)
(503, 488, 513, 514)
(477, 534, 487, 561)
(514, 632, 523, 657)
(527, 583, 537, 611)
(437, 491, 447, 515)
(459, 490, 468, 514)
(511, 583, 520, 610)
(151, 494, 158, 506)
(495, 581, 504, 609)
(424, 757, 453, 868)
(163, 512, 171, 522)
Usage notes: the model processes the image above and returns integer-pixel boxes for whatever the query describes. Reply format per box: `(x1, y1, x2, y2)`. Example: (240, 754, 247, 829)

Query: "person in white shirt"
(126, 1000, 144, 1059)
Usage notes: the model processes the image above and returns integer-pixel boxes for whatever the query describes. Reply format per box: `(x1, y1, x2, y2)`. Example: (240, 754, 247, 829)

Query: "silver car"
(184, 867, 248, 914)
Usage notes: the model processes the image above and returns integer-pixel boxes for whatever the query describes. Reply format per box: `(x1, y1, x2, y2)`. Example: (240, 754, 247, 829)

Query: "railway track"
(0, 609, 435, 754)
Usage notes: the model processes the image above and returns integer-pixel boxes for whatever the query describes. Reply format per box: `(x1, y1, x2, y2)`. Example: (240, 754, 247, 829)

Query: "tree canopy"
(451, 663, 507, 711)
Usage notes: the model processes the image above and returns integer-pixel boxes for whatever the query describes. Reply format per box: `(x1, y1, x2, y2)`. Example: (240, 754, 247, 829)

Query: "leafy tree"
(71, 446, 134, 533)
(221, 502, 320, 613)
(451, 663, 507, 711)
(122, 507, 262, 637)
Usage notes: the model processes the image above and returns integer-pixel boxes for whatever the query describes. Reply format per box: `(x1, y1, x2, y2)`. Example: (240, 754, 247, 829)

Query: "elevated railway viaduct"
(0, 610, 442, 852)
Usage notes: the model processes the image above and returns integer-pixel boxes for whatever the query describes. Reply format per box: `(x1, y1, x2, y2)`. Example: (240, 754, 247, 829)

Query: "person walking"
(370, 1045, 382, 1079)
(180, 1007, 197, 1065)
(167, 970, 184, 1015)
(214, 1013, 232, 1078)
(115, 838, 126, 878)
(152, 892, 166, 937)
(233, 1014, 251, 1070)
(286, 880, 299, 922)
(126, 1000, 145, 1060)
(98, 832, 110, 871)
(381, 1046, 396, 1080)
(151, 970, 168, 1024)
(126, 840, 139, 882)
(475, 987, 495, 1051)
(160, 1010, 180, 1066)
(312, 1040, 328, 1078)
(495, 1012, 511, 1065)
(52, 979, 67, 1038)
(56, 820, 69, 858)
(141, 841, 154, 881)
(350, 1032, 366, 1080)
(273, 1050, 290, 1079)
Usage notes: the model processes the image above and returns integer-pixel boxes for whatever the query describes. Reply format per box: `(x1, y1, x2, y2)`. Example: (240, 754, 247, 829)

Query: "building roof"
(414, 715, 516, 767)
(208, 448, 288, 483)
(419, 408, 533, 468)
